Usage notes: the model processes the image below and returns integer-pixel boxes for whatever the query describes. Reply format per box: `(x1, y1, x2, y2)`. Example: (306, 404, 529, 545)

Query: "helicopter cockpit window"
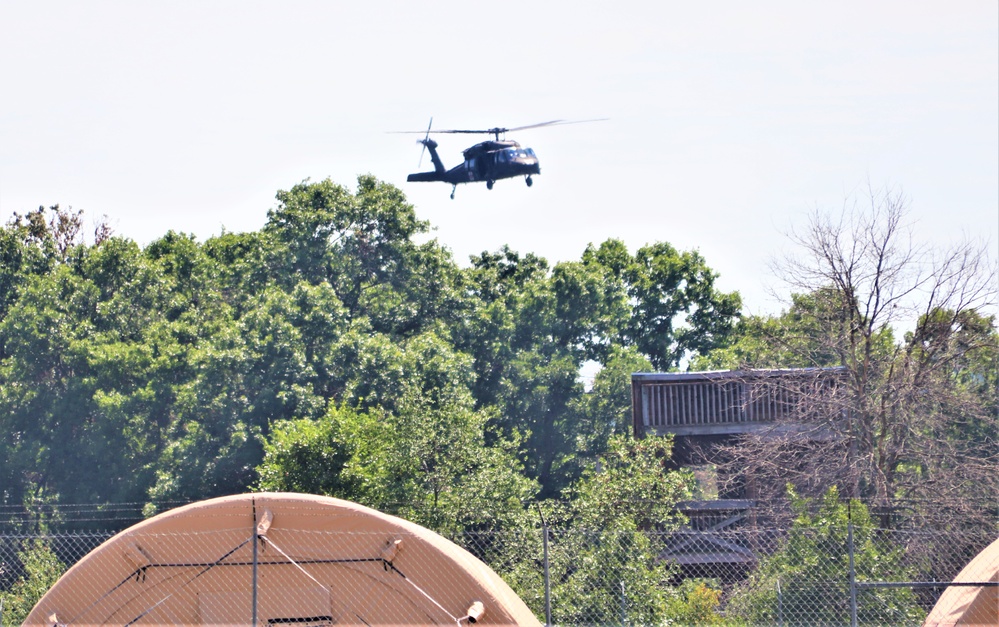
(500, 148, 536, 161)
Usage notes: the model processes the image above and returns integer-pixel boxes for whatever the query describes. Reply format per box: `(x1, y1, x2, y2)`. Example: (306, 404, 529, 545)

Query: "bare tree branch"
(716, 186, 997, 521)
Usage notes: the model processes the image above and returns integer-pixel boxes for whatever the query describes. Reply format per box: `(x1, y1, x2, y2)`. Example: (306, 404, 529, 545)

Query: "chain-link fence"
(0, 532, 112, 625)
(452, 524, 997, 626)
(2, 520, 995, 626)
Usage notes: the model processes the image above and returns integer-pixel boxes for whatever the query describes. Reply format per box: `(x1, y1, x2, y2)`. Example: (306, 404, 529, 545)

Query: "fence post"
(776, 578, 783, 627)
(620, 580, 628, 626)
(848, 520, 858, 627)
(252, 498, 259, 627)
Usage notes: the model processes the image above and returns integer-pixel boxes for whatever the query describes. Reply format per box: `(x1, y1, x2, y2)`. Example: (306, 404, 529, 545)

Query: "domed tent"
(25, 493, 540, 626)
(923, 536, 999, 626)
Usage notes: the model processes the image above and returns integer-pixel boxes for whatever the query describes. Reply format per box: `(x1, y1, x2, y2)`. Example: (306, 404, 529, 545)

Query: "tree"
(201, 229, 280, 313)
(0, 212, 51, 325)
(264, 175, 436, 331)
(458, 246, 554, 408)
(0, 245, 173, 506)
(0, 538, 66, 625)
(146, 283, 330, 505)
(256, 404, 365, 498)
(1, 178, 744, 532)
(617, 241, 741, 370)
(460, 240, 739, 498)
(701, 185, 997, 515)
(256, 330, 539, 536)
(564, 435, 692, 531)
(691, 290, 844, 371)
(727, 486, 924, 625)
(457, 247, 591, 498)
(540, 435, 694, 625)
(573, 345, 653, 462)
(497, 351, 583, 498)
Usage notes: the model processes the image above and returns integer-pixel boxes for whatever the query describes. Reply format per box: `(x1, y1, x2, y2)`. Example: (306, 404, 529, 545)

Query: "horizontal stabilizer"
(407, 171, 446, 182)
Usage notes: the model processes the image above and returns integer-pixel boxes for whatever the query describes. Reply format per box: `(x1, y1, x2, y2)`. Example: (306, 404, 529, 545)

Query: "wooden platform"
(632, 368, 847, 438)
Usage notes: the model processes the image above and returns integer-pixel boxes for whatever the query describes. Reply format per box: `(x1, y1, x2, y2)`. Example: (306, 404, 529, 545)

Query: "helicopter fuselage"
(407, 139, 540, 191)
(397, 117, 604, 198)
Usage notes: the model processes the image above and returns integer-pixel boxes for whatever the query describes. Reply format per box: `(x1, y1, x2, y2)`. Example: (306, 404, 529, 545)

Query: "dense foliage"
(0, 539, 65, 625)
(727, 486, 925, 625)
(0, 178, 740, 518)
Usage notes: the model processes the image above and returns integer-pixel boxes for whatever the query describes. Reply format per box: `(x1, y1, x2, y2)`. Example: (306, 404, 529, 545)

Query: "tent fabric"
(924, 536, 999, 627)
(25, 492, 541, 626)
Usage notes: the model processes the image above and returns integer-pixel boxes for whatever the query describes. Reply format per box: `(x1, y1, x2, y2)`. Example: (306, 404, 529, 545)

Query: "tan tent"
(924, 536, 999, 627)
(25, 493, 541, 626)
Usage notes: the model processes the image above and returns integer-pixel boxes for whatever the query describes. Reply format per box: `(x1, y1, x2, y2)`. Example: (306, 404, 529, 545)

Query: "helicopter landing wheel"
(525, 176, 533, 187)
(486, 180, 494, 190)
(450, 185, 456, 200)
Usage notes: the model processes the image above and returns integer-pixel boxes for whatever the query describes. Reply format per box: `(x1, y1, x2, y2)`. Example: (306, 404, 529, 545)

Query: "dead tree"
(715, 185, 997, 523)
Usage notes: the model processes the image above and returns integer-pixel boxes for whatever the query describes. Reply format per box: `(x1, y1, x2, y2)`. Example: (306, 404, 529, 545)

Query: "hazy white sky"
(2, 1, 996, 314)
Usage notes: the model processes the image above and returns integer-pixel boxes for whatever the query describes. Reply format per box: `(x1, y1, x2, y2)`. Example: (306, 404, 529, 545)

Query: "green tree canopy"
(728, 486, 924, 625)
(1, 180, 741, 528)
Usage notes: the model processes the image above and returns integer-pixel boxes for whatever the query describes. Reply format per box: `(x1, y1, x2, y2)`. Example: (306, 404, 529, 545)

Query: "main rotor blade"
(506, 118, 608, 132)
(423, 121, 565, 135)
(390, 118, 608, 135)
(396, 128, 496, 134)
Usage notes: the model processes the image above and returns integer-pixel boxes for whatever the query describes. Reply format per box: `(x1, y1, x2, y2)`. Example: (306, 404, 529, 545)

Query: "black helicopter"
(396, 119, 604, 199)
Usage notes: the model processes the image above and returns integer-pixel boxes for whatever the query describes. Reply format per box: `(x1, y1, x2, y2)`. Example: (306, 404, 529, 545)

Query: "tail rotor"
(417, 117, 433, 168)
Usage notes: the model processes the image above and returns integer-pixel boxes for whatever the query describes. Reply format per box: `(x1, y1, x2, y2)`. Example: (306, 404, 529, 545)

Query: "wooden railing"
(632, 368, 847, 437)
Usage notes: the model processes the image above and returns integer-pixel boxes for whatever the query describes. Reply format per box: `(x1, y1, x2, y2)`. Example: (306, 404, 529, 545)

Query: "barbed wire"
(4, 495, 995, 529)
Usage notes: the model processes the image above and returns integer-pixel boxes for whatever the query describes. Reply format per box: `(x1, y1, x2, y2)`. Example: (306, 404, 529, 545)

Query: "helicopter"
(396, 119, 605, 199)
